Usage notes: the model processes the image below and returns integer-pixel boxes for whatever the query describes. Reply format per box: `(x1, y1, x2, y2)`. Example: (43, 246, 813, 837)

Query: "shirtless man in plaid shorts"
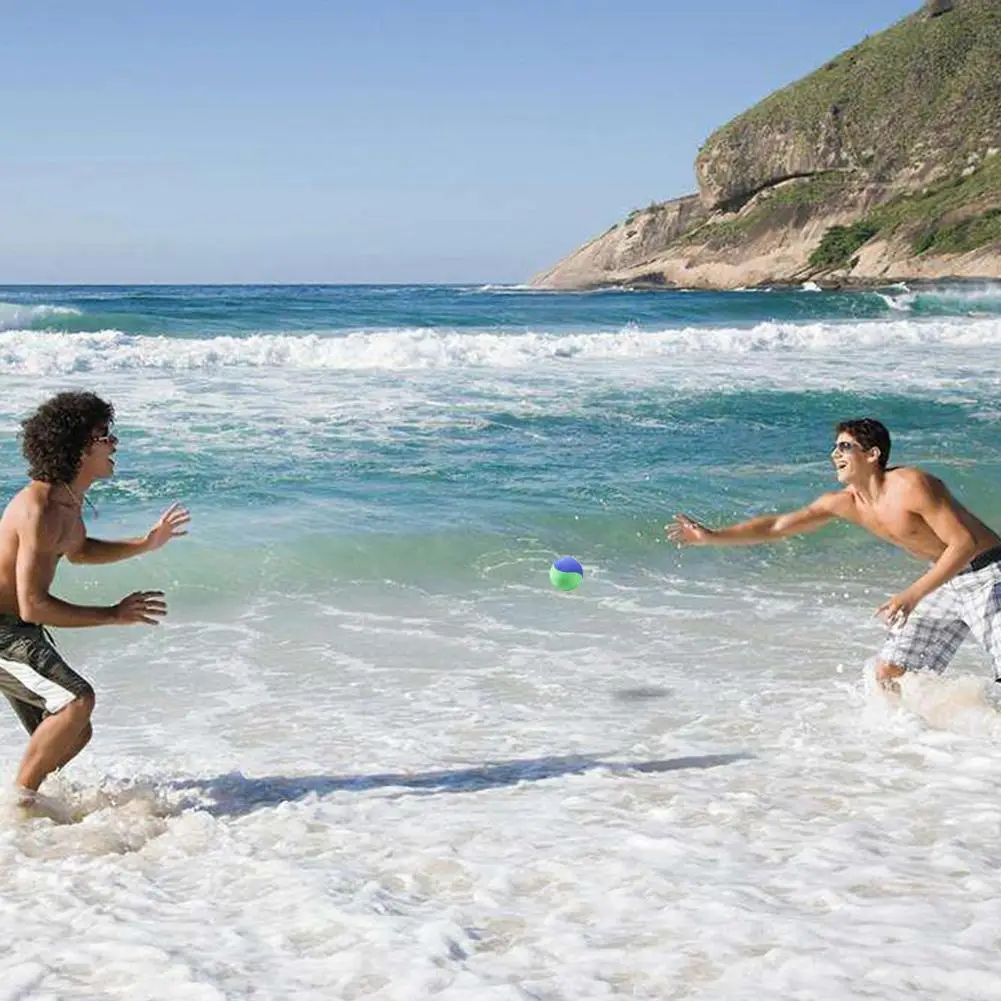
(666, 418, 1001, 689)
(0, 391, 189, 804)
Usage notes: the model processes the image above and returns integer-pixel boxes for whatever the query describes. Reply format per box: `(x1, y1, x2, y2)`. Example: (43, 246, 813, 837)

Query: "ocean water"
(2, 282, 1001, 1000)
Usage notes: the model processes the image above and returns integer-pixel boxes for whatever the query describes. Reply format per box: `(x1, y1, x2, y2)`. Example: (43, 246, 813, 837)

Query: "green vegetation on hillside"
(808, 222, 880, 269)
(671, 154, 1001, 269)
(914, 209, 1001, 254)
(807, 154, 1001, 269)
(680, 172, 850, 250)
(702, 0, 1001, 179)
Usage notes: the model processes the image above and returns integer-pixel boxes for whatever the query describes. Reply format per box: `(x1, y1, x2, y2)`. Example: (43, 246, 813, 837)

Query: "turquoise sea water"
(2, 282, 1001, 999)
(3, 282, 1001, 596)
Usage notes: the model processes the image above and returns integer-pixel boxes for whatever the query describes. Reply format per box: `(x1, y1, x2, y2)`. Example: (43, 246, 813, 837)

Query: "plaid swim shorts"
(878, 548, 1001, 677)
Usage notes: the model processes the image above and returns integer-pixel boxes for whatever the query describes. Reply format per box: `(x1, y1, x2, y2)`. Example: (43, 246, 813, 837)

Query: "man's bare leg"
(875, 661, 907, 697)
(15, 694, 95, 792)
(53, 722, 93, 771)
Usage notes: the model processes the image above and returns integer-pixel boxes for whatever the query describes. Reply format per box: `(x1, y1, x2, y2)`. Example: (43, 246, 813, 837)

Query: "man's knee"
(876, 661, 906, 688)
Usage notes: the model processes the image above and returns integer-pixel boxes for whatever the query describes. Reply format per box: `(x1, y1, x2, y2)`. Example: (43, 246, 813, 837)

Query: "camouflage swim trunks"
(0, 613, 93, 734)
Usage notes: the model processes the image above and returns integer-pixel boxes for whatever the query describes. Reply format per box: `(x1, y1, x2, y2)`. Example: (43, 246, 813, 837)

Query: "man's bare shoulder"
(814, 489, 857, 517)
(885, 465, 946, 497)
(0, 483, 64, 536)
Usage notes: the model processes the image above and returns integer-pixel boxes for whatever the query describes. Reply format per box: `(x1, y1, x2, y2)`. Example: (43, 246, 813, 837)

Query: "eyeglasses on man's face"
(831, 440, 862, 455)
(91, 429, 118, 445)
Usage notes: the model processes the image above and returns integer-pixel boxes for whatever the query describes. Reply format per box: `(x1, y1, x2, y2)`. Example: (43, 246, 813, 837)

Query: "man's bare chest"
(852, 498, 938, 553)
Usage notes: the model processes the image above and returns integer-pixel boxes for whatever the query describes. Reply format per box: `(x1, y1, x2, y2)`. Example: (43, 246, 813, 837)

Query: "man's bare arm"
(67, 536, 153, 566)
(66, 502, 190, 566)
(667, 492, 845, 546)
(878, 472, 980, 622)
(16, 507, 117, 626)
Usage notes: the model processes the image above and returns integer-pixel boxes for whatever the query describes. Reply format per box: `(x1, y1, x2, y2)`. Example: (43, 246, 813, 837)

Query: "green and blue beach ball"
(549, 556, 584, 591)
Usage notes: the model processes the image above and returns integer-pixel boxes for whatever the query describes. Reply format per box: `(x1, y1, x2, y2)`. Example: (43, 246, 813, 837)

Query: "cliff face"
(531, 196, 709, 290)
(532, 0, 1001, 290)
(695, 116, 854, 213)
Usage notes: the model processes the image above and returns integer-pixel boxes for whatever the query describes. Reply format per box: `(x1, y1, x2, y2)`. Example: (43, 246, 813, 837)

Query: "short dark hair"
(835, 417, 891, 469)
(21, 392, 115, 484)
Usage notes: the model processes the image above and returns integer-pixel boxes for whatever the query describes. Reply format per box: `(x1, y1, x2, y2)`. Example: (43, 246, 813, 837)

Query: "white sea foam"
(918, 283, 1001, 306)
(876, 291, 916, 311)
(874, 284, 1001, 314)
(3, 578, 1001, 999)
(1, 316, 1000, 376)
(473, 283, 535, 292)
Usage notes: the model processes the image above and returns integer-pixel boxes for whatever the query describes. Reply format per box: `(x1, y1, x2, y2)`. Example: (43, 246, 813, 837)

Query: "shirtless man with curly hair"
(0, 391, 189, 802)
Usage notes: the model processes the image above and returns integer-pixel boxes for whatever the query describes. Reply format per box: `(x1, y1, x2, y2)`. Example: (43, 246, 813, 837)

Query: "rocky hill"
(532, 0, 1001, 290)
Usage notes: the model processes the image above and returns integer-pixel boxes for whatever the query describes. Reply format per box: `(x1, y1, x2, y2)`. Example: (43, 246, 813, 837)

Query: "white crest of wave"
(875, 291, 916, 312)
(0, 317, 1000, 373)
(0, 302, 82, 332)
(473, 283, 538, 293)
(920, 283, 1001, 305)
(871, 283, 1001, 313)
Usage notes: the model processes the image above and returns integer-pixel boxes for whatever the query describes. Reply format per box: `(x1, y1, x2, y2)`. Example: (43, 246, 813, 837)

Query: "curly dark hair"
(21, 391, 115, 484)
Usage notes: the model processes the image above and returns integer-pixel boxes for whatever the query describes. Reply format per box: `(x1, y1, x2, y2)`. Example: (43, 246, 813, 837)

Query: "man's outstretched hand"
(666, 514, 714, 546)
(113, 590, 167, 625)
(145, 503, 190, 553)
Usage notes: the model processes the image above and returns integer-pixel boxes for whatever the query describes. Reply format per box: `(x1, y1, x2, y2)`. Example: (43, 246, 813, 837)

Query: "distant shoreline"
(543, 275, 1001, 293)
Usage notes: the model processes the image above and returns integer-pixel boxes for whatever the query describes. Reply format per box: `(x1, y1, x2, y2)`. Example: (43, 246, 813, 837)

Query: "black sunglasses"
(832, 441, 862, 454)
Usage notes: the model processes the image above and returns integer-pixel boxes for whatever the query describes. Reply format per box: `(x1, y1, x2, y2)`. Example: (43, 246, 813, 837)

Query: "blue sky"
(2, 0, 920, 284)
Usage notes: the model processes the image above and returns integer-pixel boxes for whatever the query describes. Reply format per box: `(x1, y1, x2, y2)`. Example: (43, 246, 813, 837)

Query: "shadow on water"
(169, 751, 752, 818)
(613, 686, 672, 701)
